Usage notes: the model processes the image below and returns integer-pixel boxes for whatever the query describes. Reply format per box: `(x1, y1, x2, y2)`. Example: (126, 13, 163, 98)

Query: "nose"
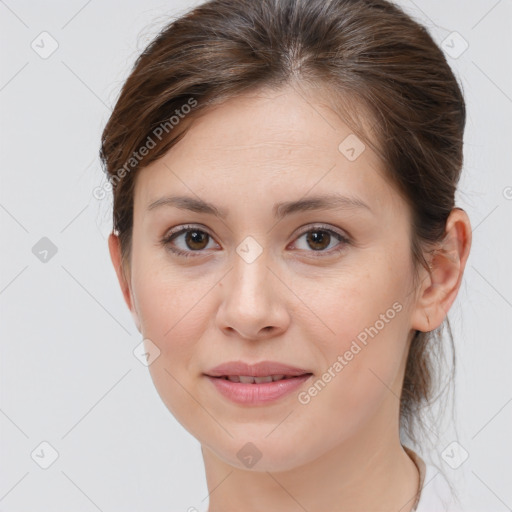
(215, 249, 291, 341)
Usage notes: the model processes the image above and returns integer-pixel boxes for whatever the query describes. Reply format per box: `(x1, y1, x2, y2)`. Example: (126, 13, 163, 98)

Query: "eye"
(160, 225, 219, 258)
(291, 224, 350, 257)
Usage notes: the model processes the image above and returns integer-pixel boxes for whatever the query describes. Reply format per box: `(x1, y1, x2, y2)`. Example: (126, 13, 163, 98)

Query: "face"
(114, 85, 427, 471)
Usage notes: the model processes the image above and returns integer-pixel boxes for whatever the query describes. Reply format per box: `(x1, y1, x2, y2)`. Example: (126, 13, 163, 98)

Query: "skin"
(108, 84, 472, 511)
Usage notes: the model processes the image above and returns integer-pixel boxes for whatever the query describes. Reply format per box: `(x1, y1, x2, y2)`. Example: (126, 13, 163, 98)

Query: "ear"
(108, 233, 141, 333)
(411, 208, 472, 332)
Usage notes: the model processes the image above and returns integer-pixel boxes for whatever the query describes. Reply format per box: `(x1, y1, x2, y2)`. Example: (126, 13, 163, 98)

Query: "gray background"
(1, 0, 511, 510)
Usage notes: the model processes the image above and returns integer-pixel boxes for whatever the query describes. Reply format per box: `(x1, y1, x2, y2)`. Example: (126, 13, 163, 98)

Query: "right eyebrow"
(147, 195, 229, 218)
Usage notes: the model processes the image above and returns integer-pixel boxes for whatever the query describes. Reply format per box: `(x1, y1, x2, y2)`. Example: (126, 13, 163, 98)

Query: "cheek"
(130, 262, 213, 396)
(312, 260, 408, 353)
(133, 271, 216, 437)
(302, 264, 411, 427)
(132, 253, 212, 346)
(297, 315, 409, 447)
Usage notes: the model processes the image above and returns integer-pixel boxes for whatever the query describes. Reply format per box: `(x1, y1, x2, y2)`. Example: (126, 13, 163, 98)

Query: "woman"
(100, 0, 472, 510)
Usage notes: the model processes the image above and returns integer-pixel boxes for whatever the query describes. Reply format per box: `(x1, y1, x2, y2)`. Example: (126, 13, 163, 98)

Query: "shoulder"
(415, 463, 461, 512)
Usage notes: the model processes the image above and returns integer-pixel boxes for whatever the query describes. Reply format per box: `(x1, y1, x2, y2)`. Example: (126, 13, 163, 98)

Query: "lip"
(204, 360, 313, 405)
(205, 360, 312, 378)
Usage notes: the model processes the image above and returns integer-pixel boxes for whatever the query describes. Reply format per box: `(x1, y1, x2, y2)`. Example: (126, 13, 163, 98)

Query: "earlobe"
(107, 233, 142, 333)
(411, 208, 472, 333)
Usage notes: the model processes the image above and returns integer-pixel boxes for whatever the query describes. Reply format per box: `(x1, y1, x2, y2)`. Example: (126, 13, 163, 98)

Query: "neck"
(202, 400, 420, 512)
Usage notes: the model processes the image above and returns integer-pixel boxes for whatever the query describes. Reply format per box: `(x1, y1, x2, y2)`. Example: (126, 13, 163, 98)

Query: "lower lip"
(205, 374, 312, 405)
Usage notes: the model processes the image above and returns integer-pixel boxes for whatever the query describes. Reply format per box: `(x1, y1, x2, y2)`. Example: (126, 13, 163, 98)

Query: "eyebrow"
(146, 193, 372, 220)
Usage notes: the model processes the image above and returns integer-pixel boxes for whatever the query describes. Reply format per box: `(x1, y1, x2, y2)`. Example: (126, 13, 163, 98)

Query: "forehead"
(134, 85, 403, 218)
(165, 86, 372, 162)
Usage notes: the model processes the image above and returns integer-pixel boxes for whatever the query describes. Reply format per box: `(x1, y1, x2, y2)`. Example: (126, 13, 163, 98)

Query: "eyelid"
(164, 223, 214, 239)
(293, 222, 350, 242)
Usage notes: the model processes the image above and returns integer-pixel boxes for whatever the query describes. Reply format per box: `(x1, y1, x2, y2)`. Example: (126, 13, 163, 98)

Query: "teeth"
(254, 376, 273, 383)
(223, 375, 290, 383)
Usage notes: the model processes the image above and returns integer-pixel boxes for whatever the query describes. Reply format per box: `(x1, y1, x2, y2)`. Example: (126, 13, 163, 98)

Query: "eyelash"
(159, 223, 351, 259)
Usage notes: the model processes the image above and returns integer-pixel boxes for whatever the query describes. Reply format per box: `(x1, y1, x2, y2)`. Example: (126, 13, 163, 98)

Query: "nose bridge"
(216, 234, 289, 338)
(230, 235, 273, 304)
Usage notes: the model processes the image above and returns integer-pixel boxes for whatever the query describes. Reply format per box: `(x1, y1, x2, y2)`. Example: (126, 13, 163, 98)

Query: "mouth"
(213, 374, 311, 383)
(204, 360, 313, 405)
(205, 360, 312, 378)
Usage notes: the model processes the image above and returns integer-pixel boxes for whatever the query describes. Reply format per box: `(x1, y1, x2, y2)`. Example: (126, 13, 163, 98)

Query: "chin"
(205, 432, 318, 473)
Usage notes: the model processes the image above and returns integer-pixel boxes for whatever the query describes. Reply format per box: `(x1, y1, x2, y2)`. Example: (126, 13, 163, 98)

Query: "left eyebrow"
(273, 193, 373, 220)
(146, 193, 373, 220)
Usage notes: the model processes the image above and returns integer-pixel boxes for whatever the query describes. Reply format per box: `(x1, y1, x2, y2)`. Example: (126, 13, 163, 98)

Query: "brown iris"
(185, 230, 209, 250)
(306, 230, 331, 251)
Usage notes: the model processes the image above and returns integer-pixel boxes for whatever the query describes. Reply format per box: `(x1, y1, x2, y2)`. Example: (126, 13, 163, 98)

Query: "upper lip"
(205, 360, 312, 378)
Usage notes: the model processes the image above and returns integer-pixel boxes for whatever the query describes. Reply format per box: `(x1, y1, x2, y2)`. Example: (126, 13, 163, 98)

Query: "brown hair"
(100, 0, 466, 446)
